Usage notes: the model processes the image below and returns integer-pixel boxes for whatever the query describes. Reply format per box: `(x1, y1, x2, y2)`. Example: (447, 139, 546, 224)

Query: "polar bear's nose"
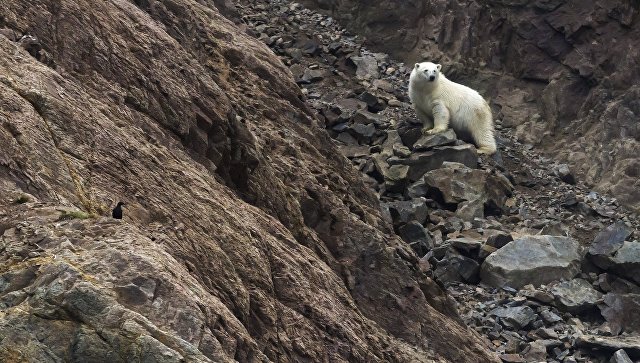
(429, 75, 435, 81)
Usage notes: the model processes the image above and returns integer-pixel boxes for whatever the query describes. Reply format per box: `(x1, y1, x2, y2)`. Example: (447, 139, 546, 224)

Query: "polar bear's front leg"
(424, 102, 450, 135)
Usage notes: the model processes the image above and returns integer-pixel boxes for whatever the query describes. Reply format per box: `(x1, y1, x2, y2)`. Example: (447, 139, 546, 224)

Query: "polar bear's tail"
(473, 107, 497, 155)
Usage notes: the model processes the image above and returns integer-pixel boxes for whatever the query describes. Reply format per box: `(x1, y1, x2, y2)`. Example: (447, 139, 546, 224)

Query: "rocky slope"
(300, 0, 640, 213)
(0, 0, 498, 362)
(230, 0, 640, 362)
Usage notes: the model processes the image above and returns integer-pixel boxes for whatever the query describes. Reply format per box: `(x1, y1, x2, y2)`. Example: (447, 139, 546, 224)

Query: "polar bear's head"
(413, 62, 442, 83)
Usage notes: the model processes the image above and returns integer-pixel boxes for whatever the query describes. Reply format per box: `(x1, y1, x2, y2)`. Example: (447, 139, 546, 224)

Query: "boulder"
(599, 293, 640, 335)
(348, 54, 379, 79)
(588, 221, 634, 270)
(398, 221, 434, 256)
(549, 278, 603, 314)
(422, 162, 513, 220)
(575, 335, 640, 359)
(382, 198, 429, 226)
(486, 233, 514, 249)
(434, 252, 480, 285)
(397, 118, 425, 148)
(300, 68, 328, 83)
(348, 123, 376, 143)
(412, 129, 458, 150)
(383, 165, 409, 193)
(332, 98, 368, 122)
(481, 235, 583, 288)
(489, 306, 537, 330)
(449, 237, 483, 255)
(596, 273, 640, 294)
(609, 242, 640, 285)
(540, 310, 563, 324)
(392, 144, 411, 158)
(610, 349, 633, 363)
(357, 91, 386, 113)
(553, 163, 576, 184)
(353, 109, 387, 128)
(405, 179, 429, 199)
(389, 145, 478, 182)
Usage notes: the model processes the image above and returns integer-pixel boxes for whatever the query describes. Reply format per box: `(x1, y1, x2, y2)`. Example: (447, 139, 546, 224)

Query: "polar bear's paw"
(423, 127, 446, 136)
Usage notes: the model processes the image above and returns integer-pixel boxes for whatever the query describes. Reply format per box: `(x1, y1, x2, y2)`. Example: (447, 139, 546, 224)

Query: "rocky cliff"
(0, 0, 498, 362)
(228, 1, 640, 361)
(300, 0, 640, 212)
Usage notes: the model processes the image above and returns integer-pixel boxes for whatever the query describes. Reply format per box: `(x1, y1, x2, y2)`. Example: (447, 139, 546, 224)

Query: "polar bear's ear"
(436, 64, 442, 71)
(415, 63, 420, 69)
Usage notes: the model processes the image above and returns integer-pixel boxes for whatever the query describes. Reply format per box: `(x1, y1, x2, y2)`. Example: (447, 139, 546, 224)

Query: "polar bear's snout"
(428, 75, 435, 81)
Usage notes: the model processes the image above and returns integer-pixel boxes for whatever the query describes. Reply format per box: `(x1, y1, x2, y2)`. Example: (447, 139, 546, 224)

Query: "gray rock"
(600, 293, 640, 335)
(357, 91, 386, 113)
(521, 289, 554, 304)
(382, 198, 429, 226)
(533, 327, 559, 340)
(596, 273, 640, 294)
(480, 235, 583, 288)
(424, 162, 487, 204)
(349, 123, 376, 143)
(301, 68, 328, 83)
(489, 305, 537, 330)
(405, 178, 428, 199)
(540, 310, 563, 325)
(338, 144, 369, 159)
(588, 222, 634, 270)
(498, 354, 525, 363)
(383, 164, 409, 193)
(486, 233, 514, 249)
(477, 244, 497, 260)
(554, 164, 576, 184)
(348, 55, 379, 79)
(332, 98, 367, 122)
(392, 143, 412, 158)
(524, 340, 548, 362)
(550, 278, 603, 314)
(335, 131, 358, 145)
(398, 221, 434, 256)
(609, 242, 640, 285)
(412, 129, 458, 150)
(575, 335, 640, 359)
(389, 145, 478, 182)
(449, 237, 483, 255)
(609, 349, 633, 363)
(421, 162, 513, 220)
(353, 109, 387, 128)
(396, 118, 423, 148)
(434, 252, 480, 284)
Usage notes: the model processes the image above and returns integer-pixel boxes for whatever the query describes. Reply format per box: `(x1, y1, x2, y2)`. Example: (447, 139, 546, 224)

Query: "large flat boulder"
(388, 145, 478, 182)
(480, 235, 583, 288)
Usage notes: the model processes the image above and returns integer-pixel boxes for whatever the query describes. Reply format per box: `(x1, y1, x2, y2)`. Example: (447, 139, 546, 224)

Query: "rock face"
(481, 236, 583, 288)
(301, 0, 640, 212)
(0, 1, 498, 362)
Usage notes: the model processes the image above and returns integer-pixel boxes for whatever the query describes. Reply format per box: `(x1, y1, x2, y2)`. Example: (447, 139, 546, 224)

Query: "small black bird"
(112, 201, 125, 219)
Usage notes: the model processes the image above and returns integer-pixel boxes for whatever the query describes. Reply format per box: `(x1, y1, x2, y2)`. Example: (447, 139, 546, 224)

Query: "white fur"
(409, 62, 497, 154)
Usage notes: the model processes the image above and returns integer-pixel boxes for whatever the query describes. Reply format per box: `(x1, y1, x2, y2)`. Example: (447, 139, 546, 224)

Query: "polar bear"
(409, 62, 497, 154)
